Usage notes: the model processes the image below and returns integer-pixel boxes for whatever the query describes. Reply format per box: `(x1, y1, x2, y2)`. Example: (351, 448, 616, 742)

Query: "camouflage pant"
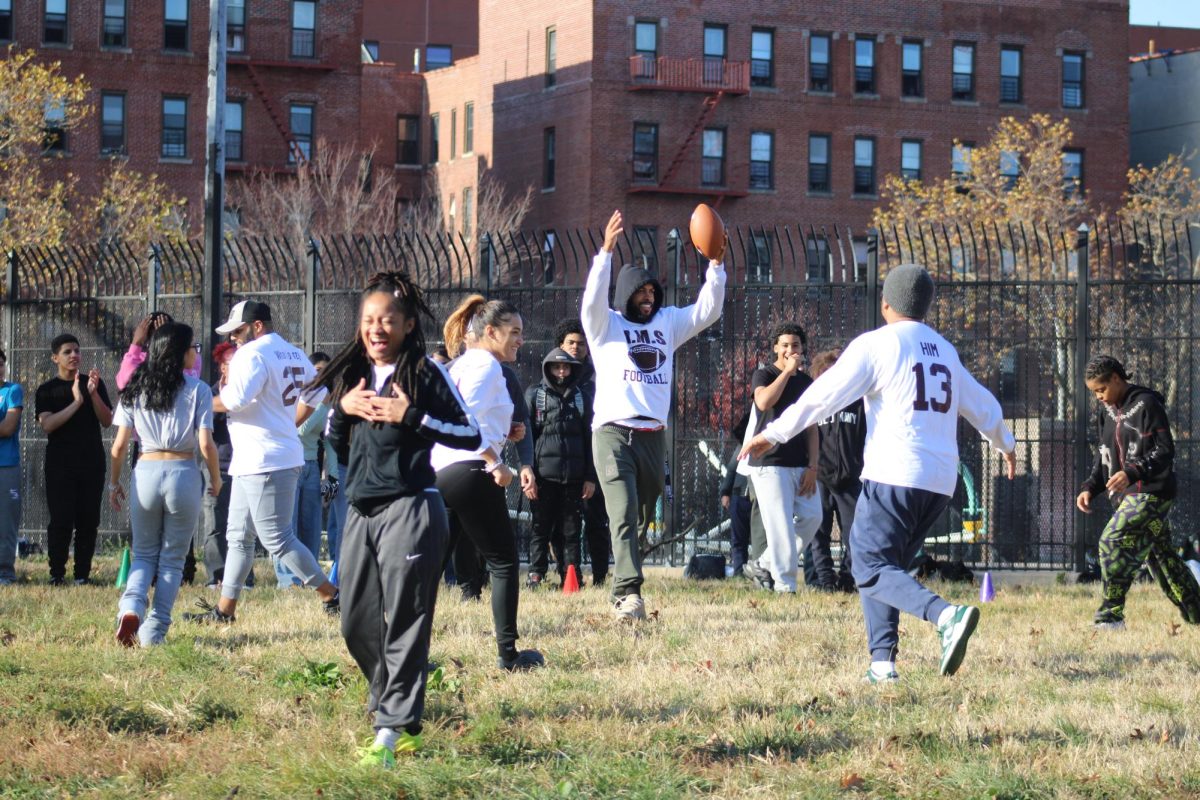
(1096, 494, 1200, 625)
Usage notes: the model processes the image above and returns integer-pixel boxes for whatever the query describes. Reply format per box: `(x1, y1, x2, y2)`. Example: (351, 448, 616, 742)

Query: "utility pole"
(201, 0, 227, 384)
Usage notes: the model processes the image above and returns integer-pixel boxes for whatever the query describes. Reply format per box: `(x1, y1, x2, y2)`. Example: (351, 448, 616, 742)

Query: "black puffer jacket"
(1081, 384, 1176, 500)
(524, 348, 596, 484)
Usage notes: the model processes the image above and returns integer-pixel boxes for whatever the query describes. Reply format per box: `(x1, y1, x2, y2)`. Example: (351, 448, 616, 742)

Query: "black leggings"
(436, 461, 521, 658)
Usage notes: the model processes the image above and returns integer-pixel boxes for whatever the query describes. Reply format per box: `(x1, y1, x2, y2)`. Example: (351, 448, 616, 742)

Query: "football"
(628, 343, 667, 373)
(689, 203, 726, 261)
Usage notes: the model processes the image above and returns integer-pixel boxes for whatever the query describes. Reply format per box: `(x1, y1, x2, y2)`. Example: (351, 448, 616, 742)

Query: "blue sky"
(1130, 0, 1198, 27)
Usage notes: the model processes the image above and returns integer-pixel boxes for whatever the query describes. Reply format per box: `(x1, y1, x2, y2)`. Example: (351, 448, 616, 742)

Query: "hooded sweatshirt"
(1081, 383, 1176, 501)
(524, 348, 595, 483)
(581, 252, 725, 429)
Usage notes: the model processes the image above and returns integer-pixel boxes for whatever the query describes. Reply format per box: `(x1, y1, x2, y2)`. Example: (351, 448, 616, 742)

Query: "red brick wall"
(425, 55, 486, 233)
(362, 0, 478, 69)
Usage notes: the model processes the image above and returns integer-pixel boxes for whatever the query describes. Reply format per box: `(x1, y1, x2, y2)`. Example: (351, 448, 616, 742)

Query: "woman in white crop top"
(109, 322, 221, 647)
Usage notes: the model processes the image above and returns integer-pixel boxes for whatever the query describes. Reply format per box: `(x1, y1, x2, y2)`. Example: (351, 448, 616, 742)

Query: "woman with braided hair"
(313, 272, 481, 766)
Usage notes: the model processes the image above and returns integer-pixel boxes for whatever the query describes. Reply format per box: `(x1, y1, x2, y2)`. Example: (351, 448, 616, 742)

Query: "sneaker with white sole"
(863, 668, 900, 685)
(1093, 619, 1126, 631)
(613, 594, 646, 621)
(115, 612, 140, 648)
(742, 562, 774, 591)
(937, 604, 980, 676)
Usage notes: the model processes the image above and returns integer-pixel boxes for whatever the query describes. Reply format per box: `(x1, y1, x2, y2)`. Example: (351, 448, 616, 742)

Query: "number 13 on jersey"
(913, 362, 952, 413)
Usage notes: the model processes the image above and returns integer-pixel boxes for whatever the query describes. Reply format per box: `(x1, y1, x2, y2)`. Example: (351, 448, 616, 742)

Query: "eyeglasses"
(191, 343, 202, 353)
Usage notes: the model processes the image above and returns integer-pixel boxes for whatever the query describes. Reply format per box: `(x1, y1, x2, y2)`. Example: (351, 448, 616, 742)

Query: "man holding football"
(582, 210, 726, 621)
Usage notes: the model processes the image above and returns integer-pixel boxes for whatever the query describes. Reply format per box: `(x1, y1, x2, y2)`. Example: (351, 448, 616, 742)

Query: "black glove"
(320, 477, 340, 504)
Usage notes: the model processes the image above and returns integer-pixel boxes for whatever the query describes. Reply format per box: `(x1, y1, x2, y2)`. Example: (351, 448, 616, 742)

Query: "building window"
(545, 26, 556, 88)
(447, 194, 455, 232)
(902, 40, 923, 97)
(703, 24, 726, 83)
(806, 236, 830, 282)
(450, 107, 456, 159)
(808, 134, 830, 192)
(901, 140, 922, 181)
(461, 186, 473, 240)
(952, 43, 975, 100)
(161, 97, 187, 158)
(289, 103, 313, 162)
(463, 102, 473, 154)
(429, 113, 439, 163)
(426, 44, 452, 71)
(809, 34, 831, 92)
(1000, 46, 1022, 103)
(1062, 51, 1084, 108)
(701, 128, 725, 186)
(1000, 150, 1020, 190)
(634, 20, 657, 78)
(952, 141, 974, 177)
(751, 28, 774, 88)
(164, 0, 188, 50)
(853, 137, 875, 195)
(103, 0, 125, 48)
(396, 115, 419, 165)
(0, 0, 11, 41)
(543, 127, 556, 189)
(362, 40, 379, 62)
(750, 131, 773, 190)
(1062, 149, 1084, 194)
(747, 231, 772, 283)
(291, 1, 315, 57)
(632, 122, 658, 183)
(225, 101, 243, 161)
(43, 100, 66, 153)
(854, 36, 875, 94)
(44, 0, 67, 44)
(100, 92, 125, 155)
(227, 0, 245, 53)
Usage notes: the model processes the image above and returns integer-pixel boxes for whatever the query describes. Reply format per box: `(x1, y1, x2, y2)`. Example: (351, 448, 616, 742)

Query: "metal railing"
(628, 56, 750, 93)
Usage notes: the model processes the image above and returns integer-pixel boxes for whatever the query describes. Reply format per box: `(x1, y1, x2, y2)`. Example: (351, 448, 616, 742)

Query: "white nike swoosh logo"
(406, 554, 422, 561)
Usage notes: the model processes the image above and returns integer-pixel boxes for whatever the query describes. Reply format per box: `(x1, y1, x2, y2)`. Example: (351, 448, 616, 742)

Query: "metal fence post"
(148, 244, 162, 313)
(1073, 223, 1091, 574)
(305, 237, 319, 354)
(479, 232, 492, 293)
(4, 250, 16, 356)
(866, 228, 880, 330)
(666, 228, 681, 554)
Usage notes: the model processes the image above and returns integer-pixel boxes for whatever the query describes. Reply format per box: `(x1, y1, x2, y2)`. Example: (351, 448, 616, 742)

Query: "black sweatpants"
(436, 461, 522, 659)
(805, 479, 860, 589)
(45, 457, 105, 581)
(340, 491, 447, 734)
(583, 490, 610, 582)
(529, 479, 583, 578)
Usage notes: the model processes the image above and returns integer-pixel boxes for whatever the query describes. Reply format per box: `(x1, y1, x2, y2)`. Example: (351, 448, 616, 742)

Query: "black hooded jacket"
(524, 348, 596, 484)
(1081, 384, 1176, 500)
(614, 263, 664, 323)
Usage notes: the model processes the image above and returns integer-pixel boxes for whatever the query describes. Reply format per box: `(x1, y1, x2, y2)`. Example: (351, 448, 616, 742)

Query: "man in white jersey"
(185, 301, 339, 623)
(741, 265, 1017, 682)
(584, 210, 725, 621)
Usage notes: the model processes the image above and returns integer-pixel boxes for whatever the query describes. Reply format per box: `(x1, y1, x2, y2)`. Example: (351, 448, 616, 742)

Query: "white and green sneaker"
(937, 604, 980, 676)
(863, 668, 900, 685)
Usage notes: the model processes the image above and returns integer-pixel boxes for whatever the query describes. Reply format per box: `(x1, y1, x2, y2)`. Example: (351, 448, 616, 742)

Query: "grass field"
(1, 559, 1199, 799)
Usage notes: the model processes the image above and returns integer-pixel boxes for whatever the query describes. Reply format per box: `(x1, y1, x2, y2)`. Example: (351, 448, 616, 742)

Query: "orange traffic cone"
(562, 564, 580, 594)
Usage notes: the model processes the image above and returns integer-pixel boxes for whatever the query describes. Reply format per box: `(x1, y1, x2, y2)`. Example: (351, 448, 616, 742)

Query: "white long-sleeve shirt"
(581, 252, 725, 429)
(430, 347, 513, 472)
(760, 320, 1015, 496)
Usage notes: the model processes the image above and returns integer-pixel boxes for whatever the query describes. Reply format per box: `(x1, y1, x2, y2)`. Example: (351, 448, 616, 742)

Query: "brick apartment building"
(422, 0, 1130, 275)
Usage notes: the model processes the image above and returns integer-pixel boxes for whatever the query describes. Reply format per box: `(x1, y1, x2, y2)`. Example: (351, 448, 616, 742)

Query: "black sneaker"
(743, 562, 774, 591)
(73, 578, 92, 586)
(498, 649, 545, 672)
(49, 577, 65, 586)
(527, 572, 544, 590)
(322, 592, 340, 617)
(182, 597, 236, 624)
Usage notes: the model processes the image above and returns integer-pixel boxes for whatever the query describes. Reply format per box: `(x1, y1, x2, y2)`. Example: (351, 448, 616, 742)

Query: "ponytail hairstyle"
(310, 271, 433, 406)
(121, 321, 192, 413)
(1084, 355, 1131, 384)
(443, 294, 520, 358)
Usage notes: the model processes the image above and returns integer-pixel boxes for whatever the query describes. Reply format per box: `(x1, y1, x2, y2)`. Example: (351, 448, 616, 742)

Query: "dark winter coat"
(817, 398, 867, 489)
(524, 348, 596, 484)
(1081, 384, 1176, 501)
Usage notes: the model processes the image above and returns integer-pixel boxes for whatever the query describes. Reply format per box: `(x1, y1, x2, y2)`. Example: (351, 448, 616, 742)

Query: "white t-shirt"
(220, 332, 327, 476)
(760, 320, 1015, 496)
(430, 348, 512, 471)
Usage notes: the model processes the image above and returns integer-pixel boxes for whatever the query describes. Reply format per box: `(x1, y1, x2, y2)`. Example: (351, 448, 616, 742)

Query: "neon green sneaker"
(938, 604, 980, 676)
(357, 743, 395, 768)
(394, 731, 422, 753)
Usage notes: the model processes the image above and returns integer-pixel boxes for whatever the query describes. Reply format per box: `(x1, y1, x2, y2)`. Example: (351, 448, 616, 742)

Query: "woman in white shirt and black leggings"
(432, 295, 544, 672)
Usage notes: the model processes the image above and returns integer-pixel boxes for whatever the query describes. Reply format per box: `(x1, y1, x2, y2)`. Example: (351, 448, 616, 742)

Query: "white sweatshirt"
(581, 251, 725, 429)
(760, 320, 1015, 496)
(430, 347, 513, 471)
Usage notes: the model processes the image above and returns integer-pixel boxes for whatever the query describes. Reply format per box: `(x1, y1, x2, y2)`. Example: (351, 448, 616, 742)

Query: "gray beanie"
(882, 263, 935, 319)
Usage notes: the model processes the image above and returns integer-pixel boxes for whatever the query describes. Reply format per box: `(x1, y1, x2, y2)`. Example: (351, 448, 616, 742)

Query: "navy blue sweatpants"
(850, 480, 953, 662)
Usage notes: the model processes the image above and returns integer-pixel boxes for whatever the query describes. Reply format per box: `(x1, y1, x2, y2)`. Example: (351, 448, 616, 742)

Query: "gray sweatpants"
(340, 490, 448, 734)
(221, 467, 325, 600)
(592, 425, 666, 599)
(0, 465, 21, 582)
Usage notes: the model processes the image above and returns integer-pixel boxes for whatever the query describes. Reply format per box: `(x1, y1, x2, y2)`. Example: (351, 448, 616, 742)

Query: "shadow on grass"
(1039, 650, 1184, 681)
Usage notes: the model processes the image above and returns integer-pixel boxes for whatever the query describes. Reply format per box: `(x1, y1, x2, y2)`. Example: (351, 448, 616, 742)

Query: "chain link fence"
(5, 218, 1197, 571)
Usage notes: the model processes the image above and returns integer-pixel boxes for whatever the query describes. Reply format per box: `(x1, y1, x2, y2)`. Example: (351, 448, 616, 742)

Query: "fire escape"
(626, 55, 750, 208)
